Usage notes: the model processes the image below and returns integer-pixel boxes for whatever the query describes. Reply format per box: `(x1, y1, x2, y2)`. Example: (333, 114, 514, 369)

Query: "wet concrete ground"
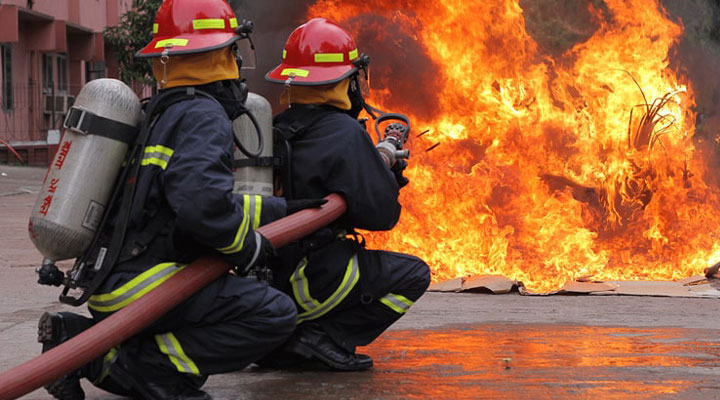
(223, 324, 720, 400)
(2, 165, 720, 399)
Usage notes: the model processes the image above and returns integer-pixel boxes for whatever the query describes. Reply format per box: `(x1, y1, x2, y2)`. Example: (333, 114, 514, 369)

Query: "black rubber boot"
(37, 312, 93, 400)
(254, 345, 310, 369)
(285, 322, 373, 371)
(109, 361, 212, 400)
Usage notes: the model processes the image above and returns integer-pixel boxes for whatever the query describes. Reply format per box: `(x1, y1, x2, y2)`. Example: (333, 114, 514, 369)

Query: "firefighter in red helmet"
(264, 18, 431, 371)
(37, 1, 298, 399)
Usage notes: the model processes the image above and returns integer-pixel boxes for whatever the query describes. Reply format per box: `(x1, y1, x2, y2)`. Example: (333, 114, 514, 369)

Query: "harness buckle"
(360, 293, 374, 304)
(63, 107, 91, 135)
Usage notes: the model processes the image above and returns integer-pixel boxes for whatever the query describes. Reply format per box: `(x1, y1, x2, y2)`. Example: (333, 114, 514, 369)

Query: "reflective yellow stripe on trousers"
(291, 254, 360, 324)
(155, 332, 201, 375)
(92, 347, 118, 385)
(380, 293, 414, 314)
(88, 263, 186, 312)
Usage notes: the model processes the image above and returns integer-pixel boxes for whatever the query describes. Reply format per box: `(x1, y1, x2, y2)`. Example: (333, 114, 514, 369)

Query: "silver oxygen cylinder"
(232, 92, 273, 196)
(28, 78, 142, 267)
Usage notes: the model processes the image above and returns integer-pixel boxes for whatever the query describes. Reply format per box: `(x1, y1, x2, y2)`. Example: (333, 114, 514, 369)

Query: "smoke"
(340, 13, 443, 119)
(229, 0, 443, 118)
(230, 0, 315, 112)
(662, 0, 720, 184)
(519, 0, 604, 57)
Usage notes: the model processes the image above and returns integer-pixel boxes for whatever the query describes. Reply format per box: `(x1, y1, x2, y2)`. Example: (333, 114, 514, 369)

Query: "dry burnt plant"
(543, 71, 682, 237)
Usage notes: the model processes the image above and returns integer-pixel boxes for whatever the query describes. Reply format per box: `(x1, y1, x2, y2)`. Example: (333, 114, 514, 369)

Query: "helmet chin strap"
(231, 43, 243, 72)
(283, 73, 296, 107)
(160, 47, 171, 88)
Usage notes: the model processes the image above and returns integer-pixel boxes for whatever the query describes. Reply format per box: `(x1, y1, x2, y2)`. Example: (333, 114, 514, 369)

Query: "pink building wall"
(0, 0, 133, 165)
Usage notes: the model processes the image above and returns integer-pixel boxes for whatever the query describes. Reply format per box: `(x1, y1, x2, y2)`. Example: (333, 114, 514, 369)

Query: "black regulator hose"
(233, 106, 264, 158)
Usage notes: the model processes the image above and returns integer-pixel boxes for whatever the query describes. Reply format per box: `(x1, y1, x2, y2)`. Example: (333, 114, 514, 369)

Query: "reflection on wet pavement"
(217, 324, 720, 399)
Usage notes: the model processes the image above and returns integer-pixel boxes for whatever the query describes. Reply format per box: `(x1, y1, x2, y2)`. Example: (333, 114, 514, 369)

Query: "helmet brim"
(265, 64, 358, 86)
(136, 33, 240, 58)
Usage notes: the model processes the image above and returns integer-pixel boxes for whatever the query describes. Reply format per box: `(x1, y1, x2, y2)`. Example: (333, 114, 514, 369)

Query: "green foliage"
(103, 0, 163, 85)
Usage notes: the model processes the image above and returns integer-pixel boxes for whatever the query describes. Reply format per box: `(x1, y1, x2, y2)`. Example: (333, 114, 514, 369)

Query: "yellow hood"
(281, 78, 351, 110)
(153, 47, 239, 89)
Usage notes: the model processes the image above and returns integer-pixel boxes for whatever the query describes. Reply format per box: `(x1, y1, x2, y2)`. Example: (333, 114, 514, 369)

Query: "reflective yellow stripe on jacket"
(216, 211, 250, 254)
(88, 263, 186, 312)
(291, 254, 360, 324)
(141, 145, 174, 170)
(217, 195, 262, 254)
(243, 194, 262, 230)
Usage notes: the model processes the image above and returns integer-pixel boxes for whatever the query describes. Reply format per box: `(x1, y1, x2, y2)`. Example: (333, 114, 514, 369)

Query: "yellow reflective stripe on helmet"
(290, 257, 322, 312)
(380, 293, 414, 314)
(88, 263, 186, 312)
(282, 49, 287, 59)
(141, 145, 174, 170)
(193, 18, 226, 30)
(217, 212, 250, 254)
(296, 254, 360, 324)
(155, 38, 189, 48)
(153, 23, 159, 34)
(155, 332, 200, 375)
(230, 18, 238, 28)
(314, 53, 344, 63)
(349, 49, 359, 60)
(92, 347, 118, 385)
(242, 194, 262, 230)
(281, 68, 309, 78)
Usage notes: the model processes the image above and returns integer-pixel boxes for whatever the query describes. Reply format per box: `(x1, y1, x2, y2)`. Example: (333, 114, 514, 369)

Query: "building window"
(57, 54, 67, 93)
(86, 61, 106, 82)
(1, 44, 12, 111)
(42, 53, 53, 93)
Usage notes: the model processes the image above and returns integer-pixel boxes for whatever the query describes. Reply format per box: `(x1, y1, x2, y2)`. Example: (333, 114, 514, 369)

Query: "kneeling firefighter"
(37, 1, 300, 399)
(263, 18, 431, 371)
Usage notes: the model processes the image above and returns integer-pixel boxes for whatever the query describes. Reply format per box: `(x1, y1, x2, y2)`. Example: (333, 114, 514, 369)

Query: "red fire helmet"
(266, 18, 361, 86)
(136, 0, 240, 58)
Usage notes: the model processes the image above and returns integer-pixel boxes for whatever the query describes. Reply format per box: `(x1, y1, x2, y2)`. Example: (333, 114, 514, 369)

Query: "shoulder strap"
(272, 106, 337, 200)
(274, 105, 337, 142)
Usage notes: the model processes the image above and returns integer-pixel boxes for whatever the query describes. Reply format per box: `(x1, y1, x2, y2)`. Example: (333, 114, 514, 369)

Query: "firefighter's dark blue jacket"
(93, 93, 286, 298)
(278, 105, 401, 229)
(270, 105, 401, 301)
(82, 90, 298, 383)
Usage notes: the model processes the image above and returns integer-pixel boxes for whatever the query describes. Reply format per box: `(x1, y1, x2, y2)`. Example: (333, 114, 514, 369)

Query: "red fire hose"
(0, 194, 347, 400)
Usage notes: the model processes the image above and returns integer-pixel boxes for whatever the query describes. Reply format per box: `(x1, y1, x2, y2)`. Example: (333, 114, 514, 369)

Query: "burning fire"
(307, 0, 720, 292)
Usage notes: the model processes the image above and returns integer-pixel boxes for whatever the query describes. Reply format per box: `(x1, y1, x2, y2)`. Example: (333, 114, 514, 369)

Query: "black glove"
(286, 198, 328, 215)
(235, 233, 276, 276)
(257, 232, 276, 262)
(392, 159, 409, 188)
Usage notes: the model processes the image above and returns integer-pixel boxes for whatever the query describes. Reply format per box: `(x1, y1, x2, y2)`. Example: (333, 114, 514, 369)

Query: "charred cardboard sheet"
(428, 275, 720, 298)
(516, 281, 619, 296)
(589, 277, 720, 298)
(427, 275, 518, 294)
(427, 277, 463, 292)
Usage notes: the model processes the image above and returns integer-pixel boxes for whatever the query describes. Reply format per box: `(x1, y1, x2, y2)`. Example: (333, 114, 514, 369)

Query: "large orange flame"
(307, 0, 720, 292)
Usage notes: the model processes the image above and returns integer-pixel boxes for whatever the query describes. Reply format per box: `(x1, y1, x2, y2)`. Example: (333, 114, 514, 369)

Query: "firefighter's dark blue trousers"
(83, 272, 296, 389)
